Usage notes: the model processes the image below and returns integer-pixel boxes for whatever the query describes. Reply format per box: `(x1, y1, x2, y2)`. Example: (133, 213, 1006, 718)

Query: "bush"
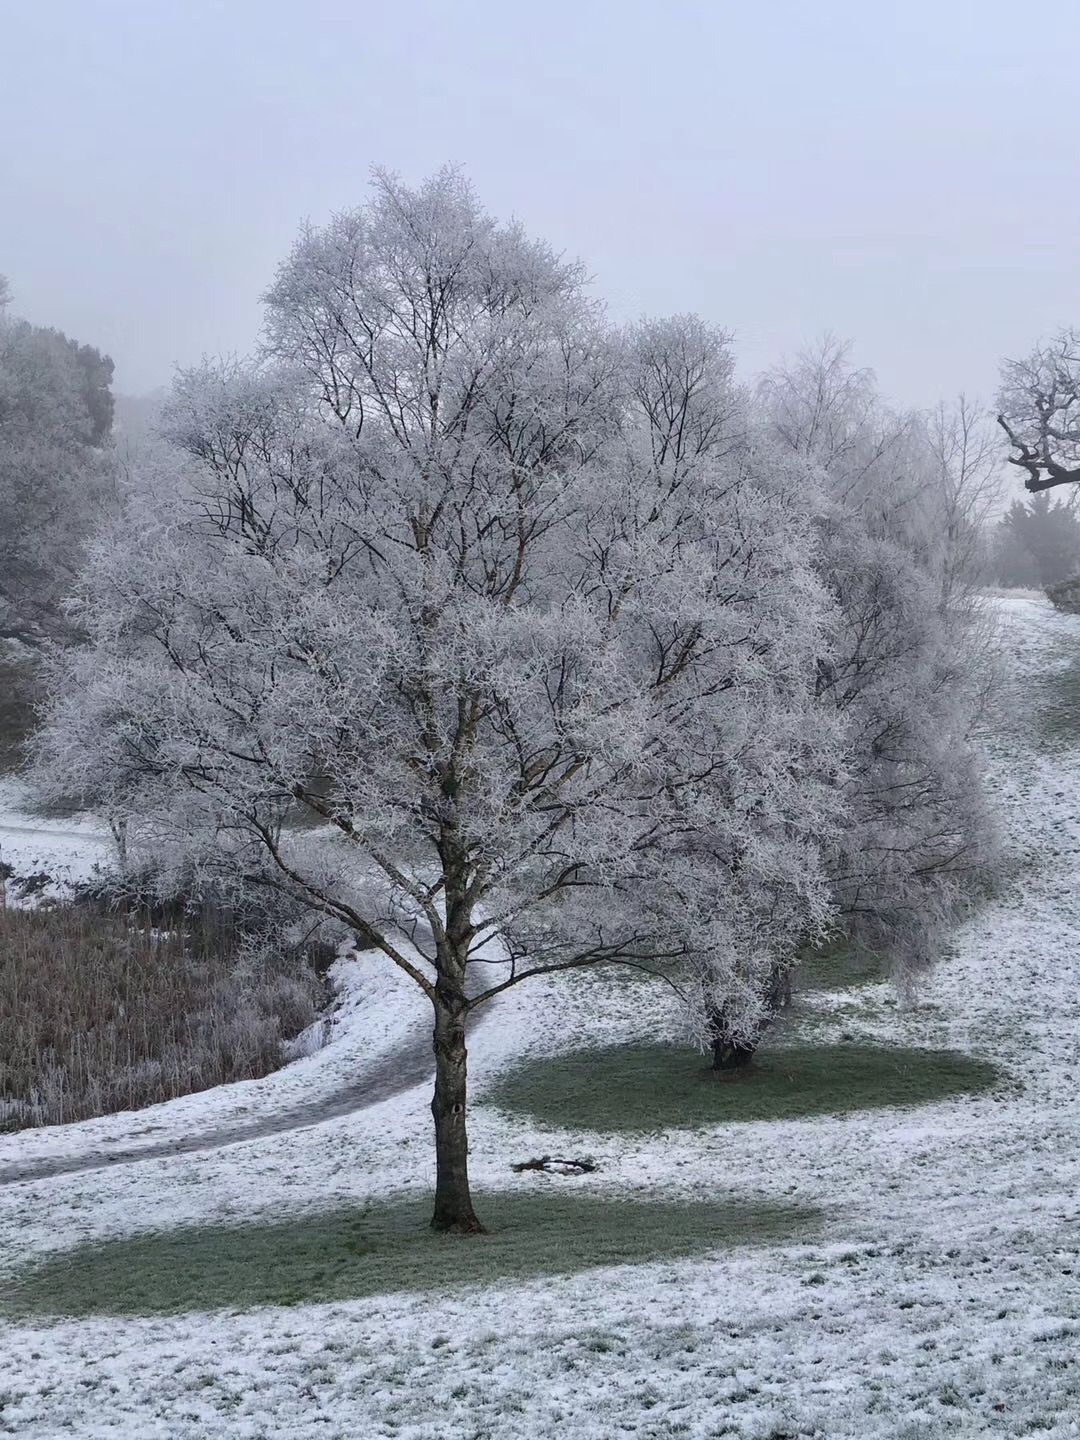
(0, 905, 329, 1130)
(1044, 576, 1080, 613)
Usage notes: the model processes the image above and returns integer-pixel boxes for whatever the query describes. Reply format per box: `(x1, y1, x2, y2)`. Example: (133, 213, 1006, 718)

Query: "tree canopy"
(0, 291, 115, 644)
(36, 171, 850, 1229)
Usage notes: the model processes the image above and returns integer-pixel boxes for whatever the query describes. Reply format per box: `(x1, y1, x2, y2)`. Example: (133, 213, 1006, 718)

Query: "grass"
(1036, 654, 1080, 749)
(794, 936, 888, 992)
(485, 1041, 1000, 1134)
(2, 1193, 818, 1317)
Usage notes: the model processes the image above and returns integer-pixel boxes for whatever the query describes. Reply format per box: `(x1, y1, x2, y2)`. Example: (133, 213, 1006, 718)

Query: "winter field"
(0, 591, 1077, 1438)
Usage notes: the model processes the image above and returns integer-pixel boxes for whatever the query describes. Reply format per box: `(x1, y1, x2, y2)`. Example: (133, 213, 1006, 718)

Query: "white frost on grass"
(1, 594, 1079, 1437)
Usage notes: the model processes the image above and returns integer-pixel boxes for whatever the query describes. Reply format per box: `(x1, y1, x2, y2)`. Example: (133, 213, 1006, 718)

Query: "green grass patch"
(485, 1042, 1000, 1134)
(795, 936, 887, 991)
(3, 1193, 817, 1318)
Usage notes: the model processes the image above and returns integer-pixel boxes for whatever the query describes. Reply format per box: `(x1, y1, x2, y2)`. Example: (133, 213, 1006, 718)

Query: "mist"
(7, 6, 1080, 1435)
(4, 0, 1078, 407)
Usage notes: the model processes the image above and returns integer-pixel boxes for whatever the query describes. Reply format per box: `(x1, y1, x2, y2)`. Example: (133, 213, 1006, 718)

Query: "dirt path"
(0, 822, 108, 845)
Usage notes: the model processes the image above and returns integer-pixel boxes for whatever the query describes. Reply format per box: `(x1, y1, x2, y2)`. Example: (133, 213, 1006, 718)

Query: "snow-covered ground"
(1, 595, 1079, 1437)
(0, 778, 111, 897)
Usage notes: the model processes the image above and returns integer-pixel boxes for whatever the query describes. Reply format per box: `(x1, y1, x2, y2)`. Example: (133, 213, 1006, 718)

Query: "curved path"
(0, 1019, 441, 1189)
(0, 821, 108, 845)
(0, 788, 496, 1189)
(0, 975, 493, 1190)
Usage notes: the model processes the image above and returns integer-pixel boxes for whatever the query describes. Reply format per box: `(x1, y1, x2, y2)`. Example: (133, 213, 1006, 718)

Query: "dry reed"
(0, 904, 326, 1130)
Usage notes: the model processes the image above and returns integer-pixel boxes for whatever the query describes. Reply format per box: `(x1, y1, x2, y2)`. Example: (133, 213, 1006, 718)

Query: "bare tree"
(924, 395, 1004, 608)
(998, 330, 1080, 492)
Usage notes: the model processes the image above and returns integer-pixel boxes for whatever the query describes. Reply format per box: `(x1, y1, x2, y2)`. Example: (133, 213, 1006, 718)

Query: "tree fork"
(706, 961, 790, 1075)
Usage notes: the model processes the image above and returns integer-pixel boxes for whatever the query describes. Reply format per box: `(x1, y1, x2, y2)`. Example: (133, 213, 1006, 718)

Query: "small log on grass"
(511, 1156, 598, 1175)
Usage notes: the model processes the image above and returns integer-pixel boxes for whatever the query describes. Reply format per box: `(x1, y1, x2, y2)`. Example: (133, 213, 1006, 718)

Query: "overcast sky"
(3, 0, 1076, 409)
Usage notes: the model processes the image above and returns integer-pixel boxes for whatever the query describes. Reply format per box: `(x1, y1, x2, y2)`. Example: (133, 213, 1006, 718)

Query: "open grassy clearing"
(2, 1192, 817, 1318)
(486, 1041, 1001, 1133)
(594, 935, 889, 1000)
(793, 935, 888, 991)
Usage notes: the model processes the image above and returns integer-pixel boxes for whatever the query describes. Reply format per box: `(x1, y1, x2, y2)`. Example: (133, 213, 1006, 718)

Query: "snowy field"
(0, 780, 110, 897)
(0, 594, 1079, 1437)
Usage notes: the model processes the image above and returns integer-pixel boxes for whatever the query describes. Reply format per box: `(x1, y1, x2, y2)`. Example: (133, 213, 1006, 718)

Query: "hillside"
(0, 594, 1077, 1439)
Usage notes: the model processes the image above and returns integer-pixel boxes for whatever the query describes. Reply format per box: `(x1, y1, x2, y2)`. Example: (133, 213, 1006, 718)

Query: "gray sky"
(3, 0, 1076, 409)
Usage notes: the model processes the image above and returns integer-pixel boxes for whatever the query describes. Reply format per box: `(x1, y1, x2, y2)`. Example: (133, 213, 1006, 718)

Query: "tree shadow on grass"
(485, 1043, 1001, 1135)
(3, 1193, 819, 1318)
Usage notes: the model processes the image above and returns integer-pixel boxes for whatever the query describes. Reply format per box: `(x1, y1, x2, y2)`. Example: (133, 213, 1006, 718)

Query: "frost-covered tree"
(0, 294, 115, 645)
(615, 316, 845, 1073)
(924, 395, 1002, 606)
(35, 172, 844, 1232)
(759, 341, 994, 986)
(998, 330, 1080, 493)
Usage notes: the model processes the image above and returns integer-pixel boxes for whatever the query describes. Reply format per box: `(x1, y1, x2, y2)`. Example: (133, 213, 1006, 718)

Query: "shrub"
(1044, 576, 1080, 613)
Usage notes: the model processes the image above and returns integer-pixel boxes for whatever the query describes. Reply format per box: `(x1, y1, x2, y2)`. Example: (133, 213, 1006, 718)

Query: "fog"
(3, 0, 1077, 406)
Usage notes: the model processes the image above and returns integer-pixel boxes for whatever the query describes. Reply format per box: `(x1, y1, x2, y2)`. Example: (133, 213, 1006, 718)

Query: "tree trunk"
(708, 1020, 757, 1073)
(765, 961, 792, 1014)
(430, 977, 485, 1234)
(707, 963, 791, 1073)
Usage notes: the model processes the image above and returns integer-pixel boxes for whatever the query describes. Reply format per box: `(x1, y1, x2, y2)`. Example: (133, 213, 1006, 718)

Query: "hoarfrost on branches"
(997, 328, 1080, 493)
(35, 171, 846, 1227)
(760, 340, 996, 986)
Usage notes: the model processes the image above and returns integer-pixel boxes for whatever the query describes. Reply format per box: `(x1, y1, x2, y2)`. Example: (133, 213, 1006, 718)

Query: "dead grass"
(0, 905, 327, 1130)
